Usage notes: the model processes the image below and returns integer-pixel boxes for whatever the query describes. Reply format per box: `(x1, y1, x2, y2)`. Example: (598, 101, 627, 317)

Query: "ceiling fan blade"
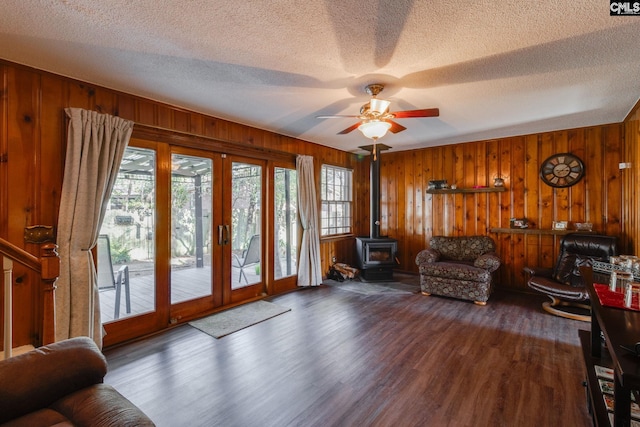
(392, 108, 440, 119)
(316, 114, 359, 119)
(337, 122, 361, 135)
(388, 120, 407, 134)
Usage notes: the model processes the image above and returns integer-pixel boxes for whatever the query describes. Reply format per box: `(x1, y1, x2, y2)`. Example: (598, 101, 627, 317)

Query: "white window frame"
(320, 164, 353, 236)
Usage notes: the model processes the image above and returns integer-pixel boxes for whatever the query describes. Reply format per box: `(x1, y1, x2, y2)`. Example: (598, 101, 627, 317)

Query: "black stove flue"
(356, 144, 397, 281)
(369, 145, 382, 239)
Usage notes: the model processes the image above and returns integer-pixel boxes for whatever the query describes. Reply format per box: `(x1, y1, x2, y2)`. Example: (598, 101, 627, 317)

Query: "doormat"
(189, 300, 291, 338)
(324, 279, 420, 295)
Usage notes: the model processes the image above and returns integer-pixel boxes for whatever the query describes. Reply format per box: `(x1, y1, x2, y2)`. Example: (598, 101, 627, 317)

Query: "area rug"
(189, 300, 291, 338)
(324, 279, 420, 295)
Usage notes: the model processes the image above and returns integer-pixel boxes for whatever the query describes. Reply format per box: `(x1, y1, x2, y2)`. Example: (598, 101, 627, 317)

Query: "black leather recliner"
(524, 233, 618, 321)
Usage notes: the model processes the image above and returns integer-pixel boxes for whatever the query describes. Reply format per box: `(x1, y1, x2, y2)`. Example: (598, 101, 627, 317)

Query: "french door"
(168, 148, 219, 321)
(170, 152, 266, 318)
(100, 141, 268, 345)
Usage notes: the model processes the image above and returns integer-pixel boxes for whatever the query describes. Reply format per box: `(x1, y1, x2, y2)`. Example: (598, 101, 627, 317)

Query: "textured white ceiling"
(1, 1, 639, 154)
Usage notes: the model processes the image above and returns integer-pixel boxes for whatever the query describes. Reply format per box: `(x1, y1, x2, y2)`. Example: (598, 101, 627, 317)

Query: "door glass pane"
(274, 167, 298, 279)
(231, 162, 262, 289)
(99, 147, 156, 323)
(171, 154, 213, 304)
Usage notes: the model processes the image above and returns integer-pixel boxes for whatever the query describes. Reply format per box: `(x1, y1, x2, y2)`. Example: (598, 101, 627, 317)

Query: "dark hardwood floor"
(104, 275, 592, 427)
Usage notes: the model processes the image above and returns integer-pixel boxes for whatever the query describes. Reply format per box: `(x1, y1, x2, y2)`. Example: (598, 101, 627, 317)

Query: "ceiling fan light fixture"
(369, 98, 391, 115)
(358, 120, 391, 140)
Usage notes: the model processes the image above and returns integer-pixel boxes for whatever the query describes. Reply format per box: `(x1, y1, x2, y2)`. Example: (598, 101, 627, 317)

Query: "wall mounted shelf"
(489, 227, 595, 235)
(426, 187, 506, 194)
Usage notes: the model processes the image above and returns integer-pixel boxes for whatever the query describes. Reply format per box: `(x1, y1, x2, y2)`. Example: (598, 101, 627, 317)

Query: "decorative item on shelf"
(493, 175, 505, 187)
(428, 180, 447, 190)
(552, 221, 568, 230)
(510, 218, 528, 229)
(573, 222, 593, 231)
(450, 184, 457, 190)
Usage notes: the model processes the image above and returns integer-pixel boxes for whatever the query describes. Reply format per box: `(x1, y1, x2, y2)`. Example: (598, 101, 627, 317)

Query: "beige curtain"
(296, 155, 322, 286)
(56, 108, 133, 347)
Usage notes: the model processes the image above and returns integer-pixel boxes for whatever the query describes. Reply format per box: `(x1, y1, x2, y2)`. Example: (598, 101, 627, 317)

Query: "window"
(274, 167, 298, 279)
(321, 165, 352, 236)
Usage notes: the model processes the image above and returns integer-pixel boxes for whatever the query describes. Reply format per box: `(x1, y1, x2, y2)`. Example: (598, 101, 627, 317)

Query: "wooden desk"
(580, 266, 640, 426)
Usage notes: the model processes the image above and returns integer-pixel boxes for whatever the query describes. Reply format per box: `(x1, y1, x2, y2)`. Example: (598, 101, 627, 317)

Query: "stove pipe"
(370, 152, 381, 239)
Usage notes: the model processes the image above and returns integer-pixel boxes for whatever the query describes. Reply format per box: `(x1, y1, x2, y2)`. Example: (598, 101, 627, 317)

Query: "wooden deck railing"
(0, 228, 59, 357)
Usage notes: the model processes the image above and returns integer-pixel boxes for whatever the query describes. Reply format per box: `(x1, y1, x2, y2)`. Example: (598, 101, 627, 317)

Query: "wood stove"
(355, 143, 397, 281)
(356, 236, 397, 281)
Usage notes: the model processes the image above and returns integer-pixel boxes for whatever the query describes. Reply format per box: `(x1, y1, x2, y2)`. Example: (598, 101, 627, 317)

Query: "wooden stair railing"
(0, 226, 59, 358)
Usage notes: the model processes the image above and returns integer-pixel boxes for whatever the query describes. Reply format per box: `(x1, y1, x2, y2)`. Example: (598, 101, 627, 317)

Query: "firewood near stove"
(333, 263, 359, 279)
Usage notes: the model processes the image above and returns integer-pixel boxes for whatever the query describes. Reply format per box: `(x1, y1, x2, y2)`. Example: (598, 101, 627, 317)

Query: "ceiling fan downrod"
(365, 84, 385, 98)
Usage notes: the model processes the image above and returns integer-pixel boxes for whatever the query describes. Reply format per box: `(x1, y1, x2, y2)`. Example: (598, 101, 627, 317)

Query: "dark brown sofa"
(0, 336, 154, 427)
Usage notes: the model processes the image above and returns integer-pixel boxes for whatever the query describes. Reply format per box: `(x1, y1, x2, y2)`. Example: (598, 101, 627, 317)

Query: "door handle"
(218, 225, 230, 245)
(218, 225, 225, 245)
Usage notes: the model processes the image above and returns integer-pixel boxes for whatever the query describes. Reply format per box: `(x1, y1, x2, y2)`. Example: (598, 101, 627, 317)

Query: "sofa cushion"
(528, 275, 589, 301)
(419, 262, 491, 282)
(429, 236, 496, 261)
(421, 276, 493, 303)
(51, 384, 155, 427)
(0, 337, 107, 424)
(473, 253, 501, 272)
(0, 408, 72, 427)
(415, 248, 439, 265)
(553, 253, 584, 286)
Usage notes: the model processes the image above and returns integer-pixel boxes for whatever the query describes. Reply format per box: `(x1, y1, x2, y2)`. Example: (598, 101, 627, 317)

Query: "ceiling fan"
(317, 83, 439, 140)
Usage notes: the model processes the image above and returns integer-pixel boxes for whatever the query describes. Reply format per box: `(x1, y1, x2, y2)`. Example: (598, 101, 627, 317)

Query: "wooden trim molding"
(24, 225, 55, 244)
(132, 123, 296, 163)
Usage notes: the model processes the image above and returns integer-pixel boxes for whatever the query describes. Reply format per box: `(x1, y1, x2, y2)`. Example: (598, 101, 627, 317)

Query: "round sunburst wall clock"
(539, 153, 585, 188)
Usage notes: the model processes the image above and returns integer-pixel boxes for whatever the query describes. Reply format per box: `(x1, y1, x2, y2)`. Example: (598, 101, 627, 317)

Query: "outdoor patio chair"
(97, 234, 131, 319)
(232, 234, 260, 284)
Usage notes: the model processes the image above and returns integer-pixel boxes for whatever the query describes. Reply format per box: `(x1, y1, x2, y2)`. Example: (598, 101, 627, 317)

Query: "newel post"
(39, 243, 59, 344)
(24, 226, 59, 345)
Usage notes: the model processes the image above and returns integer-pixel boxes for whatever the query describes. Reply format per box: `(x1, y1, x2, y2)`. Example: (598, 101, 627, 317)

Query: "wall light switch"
(619, 162, 632, 169)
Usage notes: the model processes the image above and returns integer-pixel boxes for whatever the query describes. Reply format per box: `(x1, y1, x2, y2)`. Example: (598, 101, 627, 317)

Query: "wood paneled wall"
(371, 124, 633, 291)
(1, 58, 639, 345)
(0, 60, 361, 346)
(624, 117, 640, 256)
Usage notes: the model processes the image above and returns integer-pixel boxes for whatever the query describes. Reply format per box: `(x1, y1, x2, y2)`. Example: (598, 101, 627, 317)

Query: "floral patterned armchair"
(415, 236, 501, 305)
